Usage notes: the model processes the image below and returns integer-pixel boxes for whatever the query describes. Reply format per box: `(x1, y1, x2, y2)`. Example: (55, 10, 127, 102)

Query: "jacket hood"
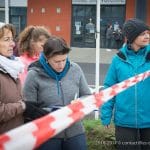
(28, 60, 49, 77)
(118, 44, 150, 61)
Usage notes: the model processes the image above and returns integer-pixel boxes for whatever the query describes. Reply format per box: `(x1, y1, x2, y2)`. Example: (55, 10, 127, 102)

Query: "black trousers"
(115, 126, 150, 150)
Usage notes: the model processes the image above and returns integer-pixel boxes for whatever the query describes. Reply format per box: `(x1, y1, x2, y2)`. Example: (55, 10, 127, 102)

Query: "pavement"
(69, 47, 118, 64)
(69, 47, 119, 118)
(69, 47, 118, 93)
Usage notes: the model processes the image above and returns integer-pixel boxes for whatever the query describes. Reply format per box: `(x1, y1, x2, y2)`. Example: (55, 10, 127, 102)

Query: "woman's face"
(0, 28, 15, 57)
(133, 30, 150, 50)
(48, 54, 67, 73)
(30, 35, 48, 55)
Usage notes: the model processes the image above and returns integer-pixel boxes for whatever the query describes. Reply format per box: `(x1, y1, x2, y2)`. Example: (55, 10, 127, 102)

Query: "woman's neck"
(130, 43, 141, 52)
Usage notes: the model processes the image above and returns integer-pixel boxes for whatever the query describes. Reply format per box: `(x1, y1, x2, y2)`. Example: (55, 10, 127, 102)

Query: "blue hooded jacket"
(101, 44, 150, 128)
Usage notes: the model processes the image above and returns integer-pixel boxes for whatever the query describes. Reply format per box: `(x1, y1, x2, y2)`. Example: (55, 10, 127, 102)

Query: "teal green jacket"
(101, 44, 150, 128)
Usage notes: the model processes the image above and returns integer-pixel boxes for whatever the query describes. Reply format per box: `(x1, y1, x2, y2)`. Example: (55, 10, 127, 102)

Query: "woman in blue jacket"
(101, 18, 150, 150)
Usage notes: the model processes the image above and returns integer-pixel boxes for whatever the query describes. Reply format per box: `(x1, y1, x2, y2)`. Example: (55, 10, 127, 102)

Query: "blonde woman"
(0, 22, 25, 134)
(18, 25, 50, 85)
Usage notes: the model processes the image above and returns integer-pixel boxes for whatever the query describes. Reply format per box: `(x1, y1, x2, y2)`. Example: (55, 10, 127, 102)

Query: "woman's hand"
(104, 125, 110, 129)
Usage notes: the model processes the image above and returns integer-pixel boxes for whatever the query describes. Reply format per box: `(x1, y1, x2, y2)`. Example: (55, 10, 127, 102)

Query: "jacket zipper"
(134, 74, 138, 128)
(59, 81, 67, 140)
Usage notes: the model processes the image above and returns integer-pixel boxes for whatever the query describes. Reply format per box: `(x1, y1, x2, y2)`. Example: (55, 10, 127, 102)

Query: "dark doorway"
(100, 5, 125, 48)
(71, 5, 125, 48)
(71, 5, 96, 48)
(9, 7, 27, 36)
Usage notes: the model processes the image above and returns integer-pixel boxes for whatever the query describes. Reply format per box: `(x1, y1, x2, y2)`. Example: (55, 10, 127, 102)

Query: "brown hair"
(18, 25, 50, 56)
(43, 36, 71, 58)
(0, 24, 16, 39)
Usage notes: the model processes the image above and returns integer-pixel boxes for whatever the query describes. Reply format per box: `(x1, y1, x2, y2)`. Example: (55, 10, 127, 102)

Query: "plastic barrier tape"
(0, 70, 150, 150)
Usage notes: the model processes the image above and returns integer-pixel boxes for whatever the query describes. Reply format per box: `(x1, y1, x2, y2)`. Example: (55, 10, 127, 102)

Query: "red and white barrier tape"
(0, 70, 150, 150)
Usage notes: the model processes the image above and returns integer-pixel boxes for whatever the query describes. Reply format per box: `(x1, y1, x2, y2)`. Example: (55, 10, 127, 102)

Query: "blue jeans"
(37, 133, 87, 150)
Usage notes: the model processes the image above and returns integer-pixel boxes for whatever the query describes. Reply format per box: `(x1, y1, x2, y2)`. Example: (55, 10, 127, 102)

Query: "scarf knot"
(0, 55, 24, 80)
(39, 52, 70, 95)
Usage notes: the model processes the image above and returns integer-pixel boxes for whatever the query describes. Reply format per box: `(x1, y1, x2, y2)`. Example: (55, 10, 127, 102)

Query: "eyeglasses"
(1, 37, 14, 42)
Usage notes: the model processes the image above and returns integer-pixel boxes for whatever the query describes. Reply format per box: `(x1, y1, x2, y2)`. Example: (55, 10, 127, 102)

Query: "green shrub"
(83, 119, 116, 150)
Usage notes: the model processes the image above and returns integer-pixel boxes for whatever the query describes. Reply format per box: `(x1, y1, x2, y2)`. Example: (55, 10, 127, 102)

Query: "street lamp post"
(5, 0, 9, 23)
(95, 0, 100, 92)
(95, 0, 101, 120)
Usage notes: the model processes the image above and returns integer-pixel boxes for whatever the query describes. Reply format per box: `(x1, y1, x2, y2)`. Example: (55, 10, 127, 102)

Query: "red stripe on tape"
(94, 93, 104, 107)
(33, 115, 56, 149)
(0, 134, 10, 150)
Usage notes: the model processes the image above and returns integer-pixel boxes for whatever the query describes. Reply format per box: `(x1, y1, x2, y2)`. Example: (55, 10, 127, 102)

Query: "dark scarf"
(39, 52, 70, 95)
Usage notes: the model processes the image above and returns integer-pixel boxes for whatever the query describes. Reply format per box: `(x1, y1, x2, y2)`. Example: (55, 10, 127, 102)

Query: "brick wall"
(27, 0, 72, 45)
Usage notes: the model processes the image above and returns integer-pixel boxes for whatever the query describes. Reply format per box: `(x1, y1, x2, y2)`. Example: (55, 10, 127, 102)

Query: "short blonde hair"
(0, 23, 16, 39)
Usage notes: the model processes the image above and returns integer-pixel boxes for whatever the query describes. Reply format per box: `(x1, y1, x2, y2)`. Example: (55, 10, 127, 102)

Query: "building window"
(41, 8, 46, 13)
(136, 0, 146, 21)
(0, 8, 5, 22)
(9, 7, 27, 34)
(56, 8, 61, 13)
(56, 26, 61, 31)
(30, 8, 34, 13)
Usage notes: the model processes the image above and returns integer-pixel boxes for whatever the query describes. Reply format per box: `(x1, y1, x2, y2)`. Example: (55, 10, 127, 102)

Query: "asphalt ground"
(69, 47, 118, 64)
(69, 47, 118, 88)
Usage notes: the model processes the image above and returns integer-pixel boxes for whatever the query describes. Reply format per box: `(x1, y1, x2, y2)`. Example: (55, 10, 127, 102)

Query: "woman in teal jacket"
(101, 18, 150, 150)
